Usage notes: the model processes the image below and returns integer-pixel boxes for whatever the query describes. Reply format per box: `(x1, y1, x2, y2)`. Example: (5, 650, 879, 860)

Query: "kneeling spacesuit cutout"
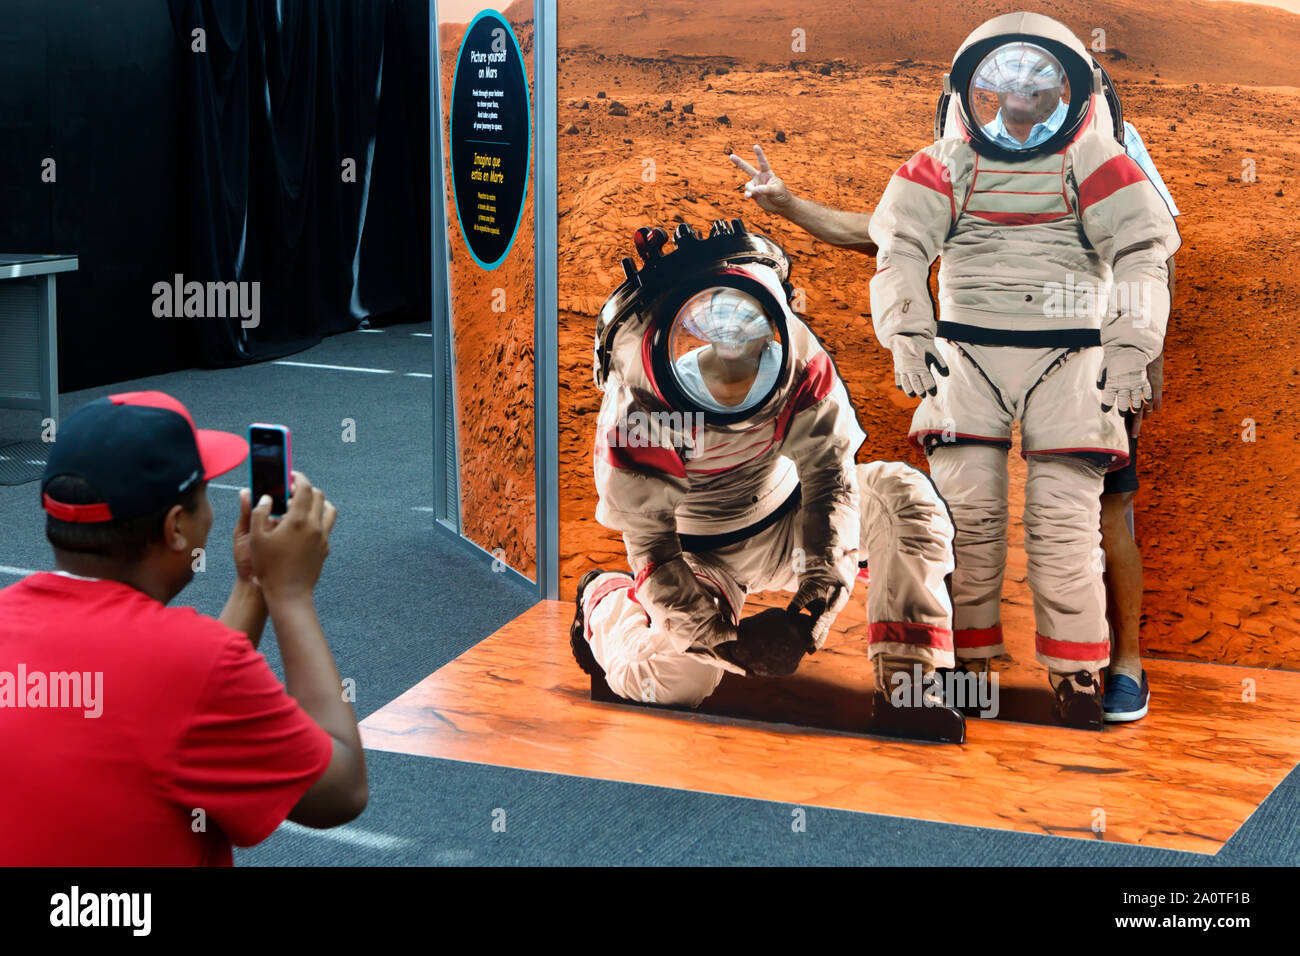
(576, 218, 965, 740)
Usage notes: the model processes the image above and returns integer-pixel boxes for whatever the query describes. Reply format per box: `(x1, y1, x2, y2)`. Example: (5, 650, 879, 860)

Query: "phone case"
(249, 423, 293, 514)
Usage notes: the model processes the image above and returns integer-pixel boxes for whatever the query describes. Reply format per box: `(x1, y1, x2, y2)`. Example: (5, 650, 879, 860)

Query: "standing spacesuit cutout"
(868, 12, 1181, 728)
(572, 218, 964, 742)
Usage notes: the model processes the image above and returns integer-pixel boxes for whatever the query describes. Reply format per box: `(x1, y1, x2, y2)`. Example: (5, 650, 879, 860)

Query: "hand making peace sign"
(729, 143, 794, 213)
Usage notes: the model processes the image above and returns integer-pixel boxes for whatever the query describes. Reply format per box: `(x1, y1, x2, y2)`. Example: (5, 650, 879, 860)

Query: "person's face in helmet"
(698, 332, 772, 405)
(668, 287, 780, 412)
(968, 42, 1070, 147)
(999, 81, 1062, 127)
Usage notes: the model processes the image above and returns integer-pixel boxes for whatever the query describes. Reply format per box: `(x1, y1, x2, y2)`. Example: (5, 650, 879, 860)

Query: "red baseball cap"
(41, 391, 249, 523)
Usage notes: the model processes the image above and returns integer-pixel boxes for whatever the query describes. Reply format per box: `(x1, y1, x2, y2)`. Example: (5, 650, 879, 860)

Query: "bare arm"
(249, 473, 367, 828)
(219, 577, 269, 650)
(729, 144, 877, 255)
(780, 196, 876, 254)
(268, 593, 367, 828)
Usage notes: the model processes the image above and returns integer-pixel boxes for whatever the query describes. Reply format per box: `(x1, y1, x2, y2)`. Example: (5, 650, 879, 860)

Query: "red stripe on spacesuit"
(773, 351, 835, 443)
(868, 621, 954, 651)
(1022, 446, 1130, 470)
(634, 562, 657, 591)
(1077, 154, 1148, 214)
(961, 146, 1075, 224)
(686, 447, 777, 475)
(1035, 632, 1110, 662)
(954, 625, 1004, 649)
(964, 210, 1072, 225)
(686, 458, 773, 477)
(640, 321, 665, 403)
(685, 431, 779, 474)
(632, 562, 737, 627)
(896, 152, 956, 220)
(595, 426, 688, 479)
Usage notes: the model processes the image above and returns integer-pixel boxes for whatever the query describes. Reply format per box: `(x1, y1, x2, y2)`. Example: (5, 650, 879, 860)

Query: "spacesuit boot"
(872, 654, 966, 744)
(1049, 668, 1104, 730)
(940, 657, 997, 716)
(570, 569, 630, 678)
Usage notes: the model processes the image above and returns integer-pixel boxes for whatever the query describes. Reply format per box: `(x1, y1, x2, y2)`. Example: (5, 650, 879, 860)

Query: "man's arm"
(219, 577, 269, 649)
(249, 473, 367, 828)
(265, 594, 367, 827)
(729, 144, 877, 254)
(780, 196, 876, 254)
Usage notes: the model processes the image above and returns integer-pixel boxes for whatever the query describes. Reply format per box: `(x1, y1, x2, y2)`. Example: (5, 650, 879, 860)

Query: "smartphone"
(248, 424, 292, 516)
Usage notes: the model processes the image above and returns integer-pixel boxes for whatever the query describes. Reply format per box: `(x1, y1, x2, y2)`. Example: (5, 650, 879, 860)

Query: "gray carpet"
(2, 320, 1296, 866)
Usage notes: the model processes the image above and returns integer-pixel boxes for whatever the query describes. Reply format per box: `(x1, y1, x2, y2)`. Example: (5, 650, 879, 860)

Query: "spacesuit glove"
(890, 333, 949, 398)
(683, 613, 747, 676)
(713, 608, 811, 678)
(786, 574, 851, 653)
(1097, 345, 1152, 414)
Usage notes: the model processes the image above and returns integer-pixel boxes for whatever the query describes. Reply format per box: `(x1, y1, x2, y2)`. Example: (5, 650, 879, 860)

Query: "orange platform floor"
(362, 439, 1300, 855)
(361, 593, 1300, 855)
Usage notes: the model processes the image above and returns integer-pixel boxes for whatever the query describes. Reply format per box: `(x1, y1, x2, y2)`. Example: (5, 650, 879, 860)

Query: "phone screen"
(249, 426, 289, 515)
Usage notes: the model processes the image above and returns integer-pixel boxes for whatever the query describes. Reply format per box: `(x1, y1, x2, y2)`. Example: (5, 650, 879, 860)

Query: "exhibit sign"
(448, 10, 532, 270)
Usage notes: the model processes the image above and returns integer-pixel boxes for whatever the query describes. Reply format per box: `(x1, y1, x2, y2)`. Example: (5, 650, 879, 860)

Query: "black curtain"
(0, 0, 192, 392)
(169, 0, 427, 366)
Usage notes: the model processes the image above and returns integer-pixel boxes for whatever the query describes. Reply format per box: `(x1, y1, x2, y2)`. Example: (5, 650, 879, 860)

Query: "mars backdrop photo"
(546, 0, 1300, 672)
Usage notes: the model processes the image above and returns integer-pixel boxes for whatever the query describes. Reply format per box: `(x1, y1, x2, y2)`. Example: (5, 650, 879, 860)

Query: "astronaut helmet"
(594, 219, 793, 427)
(936, 12, 1105, 160)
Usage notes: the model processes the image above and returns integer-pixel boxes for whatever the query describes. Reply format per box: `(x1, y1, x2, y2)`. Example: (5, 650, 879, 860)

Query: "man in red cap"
(0, 391, 367, 865)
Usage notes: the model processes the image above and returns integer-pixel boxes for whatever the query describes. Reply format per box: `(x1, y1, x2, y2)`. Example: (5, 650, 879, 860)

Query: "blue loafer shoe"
(1103, 671, 1149, 723)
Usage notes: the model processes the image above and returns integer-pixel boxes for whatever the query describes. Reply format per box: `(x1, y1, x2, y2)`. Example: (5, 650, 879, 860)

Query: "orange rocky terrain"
(550, 0, 1300, 669)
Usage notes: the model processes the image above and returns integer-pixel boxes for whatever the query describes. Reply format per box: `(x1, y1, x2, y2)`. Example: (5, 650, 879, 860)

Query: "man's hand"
(220, 488, 270, 647)
(1097, 346, 1151, 414)
(891, 333, 949, 398)
(787, 575, 850, 652)
(232, 488, 257, 585)
(730, 144, 794, 213)
(250, 471, 338, 603)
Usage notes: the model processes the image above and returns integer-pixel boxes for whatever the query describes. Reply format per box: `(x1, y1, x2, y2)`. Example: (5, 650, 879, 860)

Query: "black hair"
(45, 474, 205, 564)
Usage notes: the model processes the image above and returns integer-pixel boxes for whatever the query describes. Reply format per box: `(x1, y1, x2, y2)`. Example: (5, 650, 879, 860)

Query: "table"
(0, 254, 78, 425)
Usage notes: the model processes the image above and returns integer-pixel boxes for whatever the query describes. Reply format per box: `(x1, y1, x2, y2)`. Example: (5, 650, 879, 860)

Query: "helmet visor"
(968, 42, 1071, 150)
(667, 287, 782, 414)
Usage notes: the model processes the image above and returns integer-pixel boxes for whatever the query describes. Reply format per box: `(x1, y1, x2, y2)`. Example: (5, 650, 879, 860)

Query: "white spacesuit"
(576, 219, 963, 740)
(868, 12, 1181, 727)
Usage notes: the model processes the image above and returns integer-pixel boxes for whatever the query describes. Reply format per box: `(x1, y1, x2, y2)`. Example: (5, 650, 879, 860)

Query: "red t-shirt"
(0, 572, 334, 866)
